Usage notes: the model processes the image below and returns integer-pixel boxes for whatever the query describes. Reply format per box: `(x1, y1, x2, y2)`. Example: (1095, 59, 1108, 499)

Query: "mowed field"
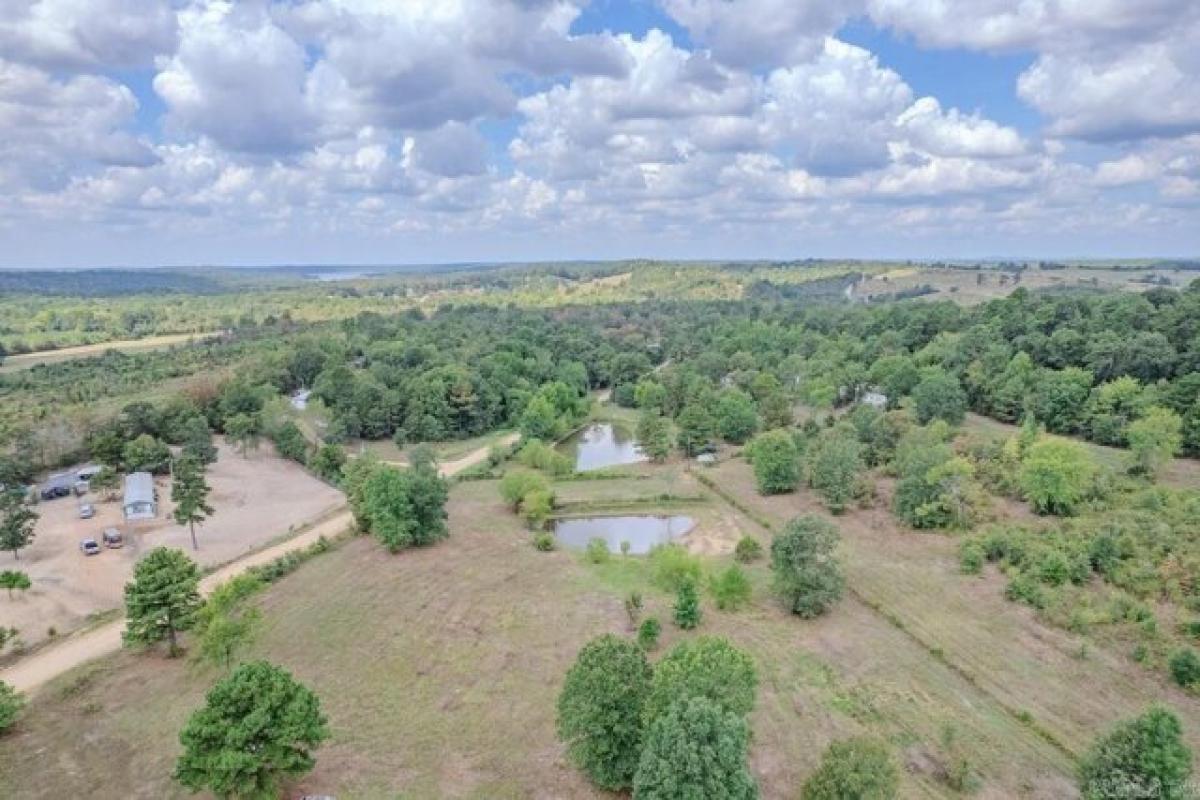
(0, 332, 223, 374)
(3, 455, 1198, 798)
(0, 440, 345, 652)
(853, 265, 1188, 306)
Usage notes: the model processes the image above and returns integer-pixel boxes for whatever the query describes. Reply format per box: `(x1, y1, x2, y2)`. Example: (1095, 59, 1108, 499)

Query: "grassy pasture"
(4, 456, 1199, 798)
(0, 332, 223, 374)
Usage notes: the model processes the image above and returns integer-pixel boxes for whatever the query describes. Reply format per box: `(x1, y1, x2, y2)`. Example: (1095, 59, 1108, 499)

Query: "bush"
(1079, 706, 1192, 800)
(734, 536, 763, 563)
(556, 635, 652, 791)
(585, 537, 611, 564)
(959, 540, 985, 575)
(771, 515, 844, 618)
(643, 636, 757, 728)
(673, 577, 702, 630)
(710, 564, 752, 611)
(0, 680, 24, 734)
(633, 697, 758, 800)
(532, 532, 556, 551)
(649, 543, 703, 592)
(1005, 572, 1046, 609)
(1169, 649, 1200, 688)
(638, 617, 661, 651)
(1020, 438, 1095, 516)
(802, 737, 899, 800)
(499, 470, 549, 513)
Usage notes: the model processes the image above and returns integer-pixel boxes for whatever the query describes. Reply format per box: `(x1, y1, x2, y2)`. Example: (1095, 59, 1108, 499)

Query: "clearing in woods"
(0, 332, 223, 373)
(3, 450, 1195, 798)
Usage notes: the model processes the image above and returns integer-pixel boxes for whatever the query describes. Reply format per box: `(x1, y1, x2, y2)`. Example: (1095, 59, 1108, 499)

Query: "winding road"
(0, 434, 518, 695)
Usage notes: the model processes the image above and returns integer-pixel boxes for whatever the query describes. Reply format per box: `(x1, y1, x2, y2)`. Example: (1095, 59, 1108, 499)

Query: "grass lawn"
(6, 457, 1199, 798)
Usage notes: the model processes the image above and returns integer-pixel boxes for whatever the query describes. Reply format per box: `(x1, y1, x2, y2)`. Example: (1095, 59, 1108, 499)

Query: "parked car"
(73, 480, 90, 496)
(40, 484, 71, 501)
(102, 528, 124, 549)
(79, 538, 101, 556)
(78, 503, 95, 519)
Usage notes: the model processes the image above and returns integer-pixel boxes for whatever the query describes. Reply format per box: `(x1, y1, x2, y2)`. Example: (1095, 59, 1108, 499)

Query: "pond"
(553, 515, 695, 554)
(559, 422, 646, 471)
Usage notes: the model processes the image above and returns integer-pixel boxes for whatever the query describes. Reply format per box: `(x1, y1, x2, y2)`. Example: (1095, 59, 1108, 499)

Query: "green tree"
(635, 379, 668, 410)
(0, 680, 23, 734)
(673, 577, 702, 630)
(123, 433, 172, 473)
(802, 737, 899, 800)
(745, 430, 800, 495)
(1127, 406, 1183, 477)
(912, 370, 967, 425)
(0, 490, 37, 560)
(633, 696, 758, 800)
(175, 660, 329, 800)
(519, 394, 560, 441)
(643, 636, 758, 725)
(638, 617, 662, 650)
(676, 401, 717, 457)
(269, 421, 309, 463)
(359, 467, 417, 552)
(1020, 438, 1095, 516)
(1078, 706, 1192, 800)
(637, 410, 673, 463)
(194, 575, 263, 671)
(405, 459, 449, 546)
(0, 570, 31, 599)
(123, 547, 203, 656)
(181, 416, 219, 465)
(771, 515, 844, 618)
(894, 426, 981, 529)
(89, 465, 121, 500)
(556, 634, 652, 791)
(308, 443, 346, 483)
(710, 564, 752, 611)
(522, 489, 554, 529)
(716, 388, 759, 444)
(224, 412, 261, 458)
(172, 455, 214, 551)
(806, 425, 863, 514)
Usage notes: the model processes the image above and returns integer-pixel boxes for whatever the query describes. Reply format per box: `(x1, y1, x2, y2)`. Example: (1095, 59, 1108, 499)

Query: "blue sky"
(0, 0, 1196, 267)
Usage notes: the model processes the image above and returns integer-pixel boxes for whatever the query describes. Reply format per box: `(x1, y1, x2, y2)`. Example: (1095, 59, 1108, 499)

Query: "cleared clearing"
(0, 332, 223, 373)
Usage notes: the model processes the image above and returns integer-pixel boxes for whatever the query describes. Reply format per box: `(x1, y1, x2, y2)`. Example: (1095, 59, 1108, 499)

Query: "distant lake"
(306, 270, 375, 282)
(558, 422, 646, 471)
(554, 515, 695, 554)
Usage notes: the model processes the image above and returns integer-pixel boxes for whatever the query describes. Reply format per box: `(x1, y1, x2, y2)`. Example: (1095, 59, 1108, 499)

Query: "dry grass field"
(0, 332, 222, 374)
(8, 443, 1197, 798)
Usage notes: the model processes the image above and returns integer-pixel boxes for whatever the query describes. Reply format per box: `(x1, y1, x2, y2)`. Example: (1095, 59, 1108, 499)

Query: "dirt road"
(0, 436, 515, 695)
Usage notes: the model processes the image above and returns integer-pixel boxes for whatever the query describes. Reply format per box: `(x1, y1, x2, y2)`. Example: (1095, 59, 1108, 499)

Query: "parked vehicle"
(102, 528, 124, 549)
(73, 480, 90, 496)
(79, 538, 101, 556)
(40, 484, 71, 501)
(79, 503, 95, 519)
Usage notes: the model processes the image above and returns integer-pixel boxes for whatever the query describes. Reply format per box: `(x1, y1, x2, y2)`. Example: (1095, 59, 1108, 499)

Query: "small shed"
(860, 390, 888, 410)
(123, 472, 157, 521)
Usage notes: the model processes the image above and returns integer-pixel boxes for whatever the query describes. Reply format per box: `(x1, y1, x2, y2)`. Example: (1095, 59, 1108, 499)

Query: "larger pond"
(559, 422, 646, 471)
(553, 515, 695, 555)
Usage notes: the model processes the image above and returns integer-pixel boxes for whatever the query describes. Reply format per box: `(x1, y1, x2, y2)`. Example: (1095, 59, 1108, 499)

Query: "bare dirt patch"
(0, 439, 343, 651)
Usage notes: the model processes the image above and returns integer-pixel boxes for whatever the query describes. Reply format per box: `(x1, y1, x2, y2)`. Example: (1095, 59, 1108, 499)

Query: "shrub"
(959, 540, 985, 575)
(0, 680, 24, 734)
(499, 470, 549, 512)
(770, 515, 844, 618)
(633, 697, 757, 800)
(532, 532, 556, 551)
(624, 592, 644, 627)
(734, 536, 763, 563)
(1169, 649, 1200, 688)
(556, 635, 652, 791)
(585, 537, 611, 564)
(1005, 572, 1046, 609)
(521, 489, 554, 529)
(638, 617, 661, 651)
(802, 737, 899, 800)
(710, 564, 752, 611)
(673, 577, 702, 630)
(648, 543, 703, 592)
(1079, 706, 1192, 800)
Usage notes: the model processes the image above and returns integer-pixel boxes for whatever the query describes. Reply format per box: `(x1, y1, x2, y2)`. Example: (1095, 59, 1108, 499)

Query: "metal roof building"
(123, 472, 157, 521)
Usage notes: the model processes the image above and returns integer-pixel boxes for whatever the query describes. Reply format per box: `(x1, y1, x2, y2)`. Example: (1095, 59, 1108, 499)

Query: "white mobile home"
(123, 472, 157, 521)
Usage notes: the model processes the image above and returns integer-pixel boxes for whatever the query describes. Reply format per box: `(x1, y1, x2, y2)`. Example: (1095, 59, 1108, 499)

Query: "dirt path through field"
(0, 436, 512, 695)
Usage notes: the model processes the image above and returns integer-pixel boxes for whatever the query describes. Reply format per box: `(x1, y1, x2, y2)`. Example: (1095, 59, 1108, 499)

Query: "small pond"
(553, 515, 695, 554)
(559, 422, 646, 471)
